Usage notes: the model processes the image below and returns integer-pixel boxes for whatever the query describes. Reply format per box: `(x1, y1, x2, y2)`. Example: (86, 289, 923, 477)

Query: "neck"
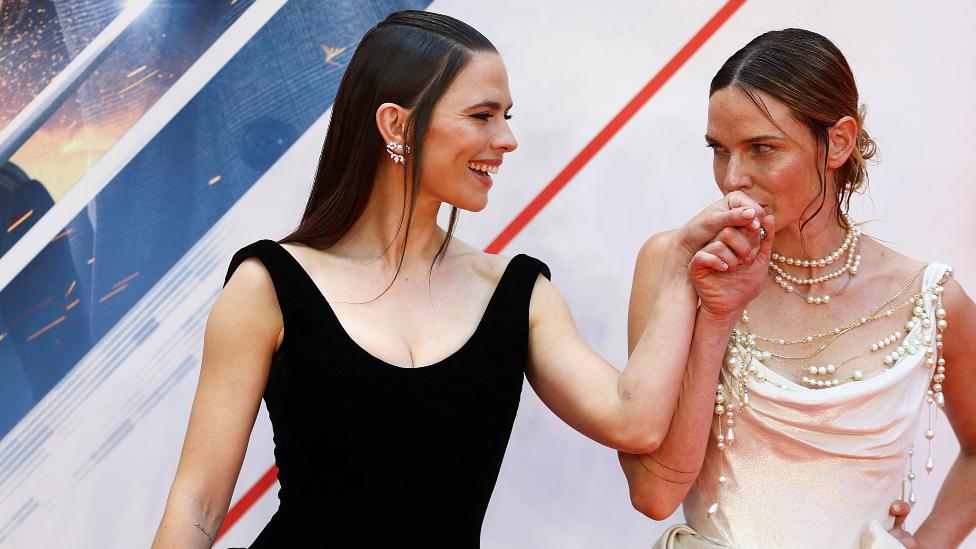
(331, 162, 446, 270)
(772, 211, 850, 262)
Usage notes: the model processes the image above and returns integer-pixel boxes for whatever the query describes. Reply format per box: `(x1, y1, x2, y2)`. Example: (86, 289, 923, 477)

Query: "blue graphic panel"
(0, 0, 429, 438)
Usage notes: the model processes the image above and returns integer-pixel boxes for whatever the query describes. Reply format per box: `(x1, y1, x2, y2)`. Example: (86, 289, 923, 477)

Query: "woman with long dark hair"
(620, 28, 976, 548)
(151, 11, 768, 548)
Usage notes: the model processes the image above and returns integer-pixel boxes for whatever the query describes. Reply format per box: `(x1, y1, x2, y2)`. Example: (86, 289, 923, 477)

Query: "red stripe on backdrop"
(215, 0, 746, 542)
(215, 465, 278, 541)
(485, 0, 747, 254)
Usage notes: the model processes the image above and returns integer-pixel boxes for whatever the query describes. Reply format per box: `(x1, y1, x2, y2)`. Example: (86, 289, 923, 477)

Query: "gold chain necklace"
(706, 265, 954, 519)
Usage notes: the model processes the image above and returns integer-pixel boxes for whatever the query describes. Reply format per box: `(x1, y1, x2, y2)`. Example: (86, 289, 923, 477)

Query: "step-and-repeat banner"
(0, 1, 973, 547)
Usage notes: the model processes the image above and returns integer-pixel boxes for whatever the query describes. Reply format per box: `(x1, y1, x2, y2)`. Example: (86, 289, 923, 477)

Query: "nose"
(721, 154, 751, 193)
(492, 120, 518, 153)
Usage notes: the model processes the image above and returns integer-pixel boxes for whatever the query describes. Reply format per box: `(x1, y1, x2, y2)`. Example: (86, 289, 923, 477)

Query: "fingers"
(717, 206, 763, 231)
(681, 193, 765, 255)
(700, 241, 739, 271)
(713, 226, 759, 264)
(887, 501, 918, 548)
(889, 500, 911, 529)
(724, 190, 764, 214)
(690, 249, 729, 276)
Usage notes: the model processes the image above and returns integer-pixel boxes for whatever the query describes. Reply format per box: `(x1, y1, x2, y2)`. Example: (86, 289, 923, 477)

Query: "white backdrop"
(0, 1, 973, 547)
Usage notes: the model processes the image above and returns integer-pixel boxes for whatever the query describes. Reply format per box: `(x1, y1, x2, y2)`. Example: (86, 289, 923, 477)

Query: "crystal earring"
(386, 140, 411, 164)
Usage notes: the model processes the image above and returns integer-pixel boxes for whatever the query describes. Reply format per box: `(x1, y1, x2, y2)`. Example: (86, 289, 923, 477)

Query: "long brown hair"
(709, 28, 878, 232)
(280, 11, 496, 273)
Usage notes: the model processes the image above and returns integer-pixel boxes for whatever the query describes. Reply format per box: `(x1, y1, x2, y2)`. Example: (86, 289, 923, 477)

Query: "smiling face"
(706, 86, 834, 231)
(417, 52, 517, 212)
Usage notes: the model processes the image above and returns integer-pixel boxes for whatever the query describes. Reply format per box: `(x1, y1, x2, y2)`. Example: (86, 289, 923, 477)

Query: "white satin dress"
(655, 263, 953, 549)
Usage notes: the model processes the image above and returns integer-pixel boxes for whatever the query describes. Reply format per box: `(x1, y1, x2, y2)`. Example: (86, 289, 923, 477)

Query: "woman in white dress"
(619, 28, 976, 548)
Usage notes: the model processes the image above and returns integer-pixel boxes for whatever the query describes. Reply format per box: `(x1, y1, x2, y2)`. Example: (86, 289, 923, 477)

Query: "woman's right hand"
(674, 191, 764, 260)
(682, 192, 775, 321)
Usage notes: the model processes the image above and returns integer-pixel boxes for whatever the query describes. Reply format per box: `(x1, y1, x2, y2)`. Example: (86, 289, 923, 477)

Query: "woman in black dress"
(151, 10, 768, 548)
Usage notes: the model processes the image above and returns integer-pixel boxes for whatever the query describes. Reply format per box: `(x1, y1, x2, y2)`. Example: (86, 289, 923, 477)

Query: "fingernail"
(750, 218, 761, 230)
(720, 262, 728, 271)
(742, 208, 755, 217)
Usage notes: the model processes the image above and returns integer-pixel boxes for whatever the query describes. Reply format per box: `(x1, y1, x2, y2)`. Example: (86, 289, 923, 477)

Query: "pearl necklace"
(768, 215, 861, 305)
(748, 266, 925, 352)
(769, 233, 861, 304)
(706, 265, 953, 519)
(771, 214, 856, 265)
(746, 266, 929, 387)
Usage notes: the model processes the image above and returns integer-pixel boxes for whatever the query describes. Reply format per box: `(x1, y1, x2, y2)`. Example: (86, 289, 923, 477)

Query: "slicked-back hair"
(710, 28, 877, 232)
(281, 11, 497, 285)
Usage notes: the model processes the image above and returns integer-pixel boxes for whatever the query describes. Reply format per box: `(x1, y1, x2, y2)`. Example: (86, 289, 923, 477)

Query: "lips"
(466, 161, 500, 189)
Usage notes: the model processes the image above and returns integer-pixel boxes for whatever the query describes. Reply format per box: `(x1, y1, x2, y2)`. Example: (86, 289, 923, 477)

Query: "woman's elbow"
(619, 436, 661, 456)
(630, 489, 682, 521)
(615, 424, 663, 454)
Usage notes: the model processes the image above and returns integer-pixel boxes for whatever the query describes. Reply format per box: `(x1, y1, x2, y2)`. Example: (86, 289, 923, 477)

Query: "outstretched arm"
(619, 213, 774, 520)
(525, 192, 764, 455)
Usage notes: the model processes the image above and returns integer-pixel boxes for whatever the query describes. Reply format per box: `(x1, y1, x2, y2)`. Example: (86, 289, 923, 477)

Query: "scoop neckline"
(272, 242, 520, 371)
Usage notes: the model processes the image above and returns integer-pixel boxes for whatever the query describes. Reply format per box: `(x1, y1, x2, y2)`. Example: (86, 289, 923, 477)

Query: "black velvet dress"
(224, 240, 550, 548)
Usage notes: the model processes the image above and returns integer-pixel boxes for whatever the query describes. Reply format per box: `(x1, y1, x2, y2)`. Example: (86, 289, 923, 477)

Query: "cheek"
(430, 120, 481, 157)
(762, 156, 823, 209)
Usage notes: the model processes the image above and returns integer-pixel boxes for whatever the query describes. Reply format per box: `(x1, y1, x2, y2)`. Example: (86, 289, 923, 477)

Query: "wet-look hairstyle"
(281, 10, 497, 274)
(710, 28, 878, 231)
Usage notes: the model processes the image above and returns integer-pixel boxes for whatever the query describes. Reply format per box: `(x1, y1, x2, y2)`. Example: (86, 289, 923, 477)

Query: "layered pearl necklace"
(751, 266, 928, 387)
(769, 215, 861, 305)
(706, 264, 954, 518)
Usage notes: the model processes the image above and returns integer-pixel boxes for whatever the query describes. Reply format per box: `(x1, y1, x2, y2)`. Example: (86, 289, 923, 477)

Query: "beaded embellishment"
(707, 266, 953, 517)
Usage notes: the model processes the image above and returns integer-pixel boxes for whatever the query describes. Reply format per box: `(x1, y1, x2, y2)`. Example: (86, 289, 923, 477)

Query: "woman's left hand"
(688, 213, 775, 320)
(888, 500, 919, 549)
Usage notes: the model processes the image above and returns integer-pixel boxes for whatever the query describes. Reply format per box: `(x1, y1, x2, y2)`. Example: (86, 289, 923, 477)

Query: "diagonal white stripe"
(0, 1, 154, 164)
(0, 0, 288, 292)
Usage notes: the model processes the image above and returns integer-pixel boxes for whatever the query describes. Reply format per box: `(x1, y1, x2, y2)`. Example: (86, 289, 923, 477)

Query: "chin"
(448, 195, 488, 213)
(462, 199, 489, 213)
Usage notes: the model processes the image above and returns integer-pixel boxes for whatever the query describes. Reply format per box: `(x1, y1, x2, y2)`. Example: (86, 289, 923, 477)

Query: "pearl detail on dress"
(710, 261, 953, 527)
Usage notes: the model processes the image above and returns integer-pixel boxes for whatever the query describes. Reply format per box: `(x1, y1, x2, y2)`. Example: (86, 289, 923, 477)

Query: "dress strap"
(482, 254, 551, 340)
(922, 262, 954, 290)
(224, 239, 317, 323)
(505, 253, 551, 297)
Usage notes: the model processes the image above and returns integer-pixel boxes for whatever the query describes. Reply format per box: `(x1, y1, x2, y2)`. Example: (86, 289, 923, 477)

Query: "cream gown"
(655, 263, 953, 549)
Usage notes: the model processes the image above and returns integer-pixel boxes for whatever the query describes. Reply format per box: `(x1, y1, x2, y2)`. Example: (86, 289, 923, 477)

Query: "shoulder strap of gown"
(484, 254, 551, 336)
(224, 239, 310, 320)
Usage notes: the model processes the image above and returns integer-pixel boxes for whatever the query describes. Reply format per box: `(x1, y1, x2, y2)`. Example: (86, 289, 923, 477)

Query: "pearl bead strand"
(771, 214, 857, 267)
(769, 235, 861, 287)
(768, 215, 861, 304)
(708, 265, 953, 527)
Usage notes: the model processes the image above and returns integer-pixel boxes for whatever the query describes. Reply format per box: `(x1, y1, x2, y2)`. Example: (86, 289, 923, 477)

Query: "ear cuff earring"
(386, 140, 412, 164)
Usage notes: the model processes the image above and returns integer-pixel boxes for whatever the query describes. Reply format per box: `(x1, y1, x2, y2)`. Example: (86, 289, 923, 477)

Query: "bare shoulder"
(448, 242, 562, 325)
(635, 229, 680, 275)
(278, 241, 316, 269)
(861, 233, 922, 267)
(216, 256, 281, 331)
(446, 237, 513, 285)
(860, 235, 928, 281)
(638, 229, 679, 260)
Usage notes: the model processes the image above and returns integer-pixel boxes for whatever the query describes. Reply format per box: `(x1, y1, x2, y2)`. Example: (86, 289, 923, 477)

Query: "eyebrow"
(466, 101, 513, 111)
(704, 134, 786, 145)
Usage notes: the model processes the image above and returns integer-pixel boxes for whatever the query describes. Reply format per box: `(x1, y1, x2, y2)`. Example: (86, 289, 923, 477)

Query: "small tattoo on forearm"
(194, 522, 214, 542)
(622, 390, 632, 400)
